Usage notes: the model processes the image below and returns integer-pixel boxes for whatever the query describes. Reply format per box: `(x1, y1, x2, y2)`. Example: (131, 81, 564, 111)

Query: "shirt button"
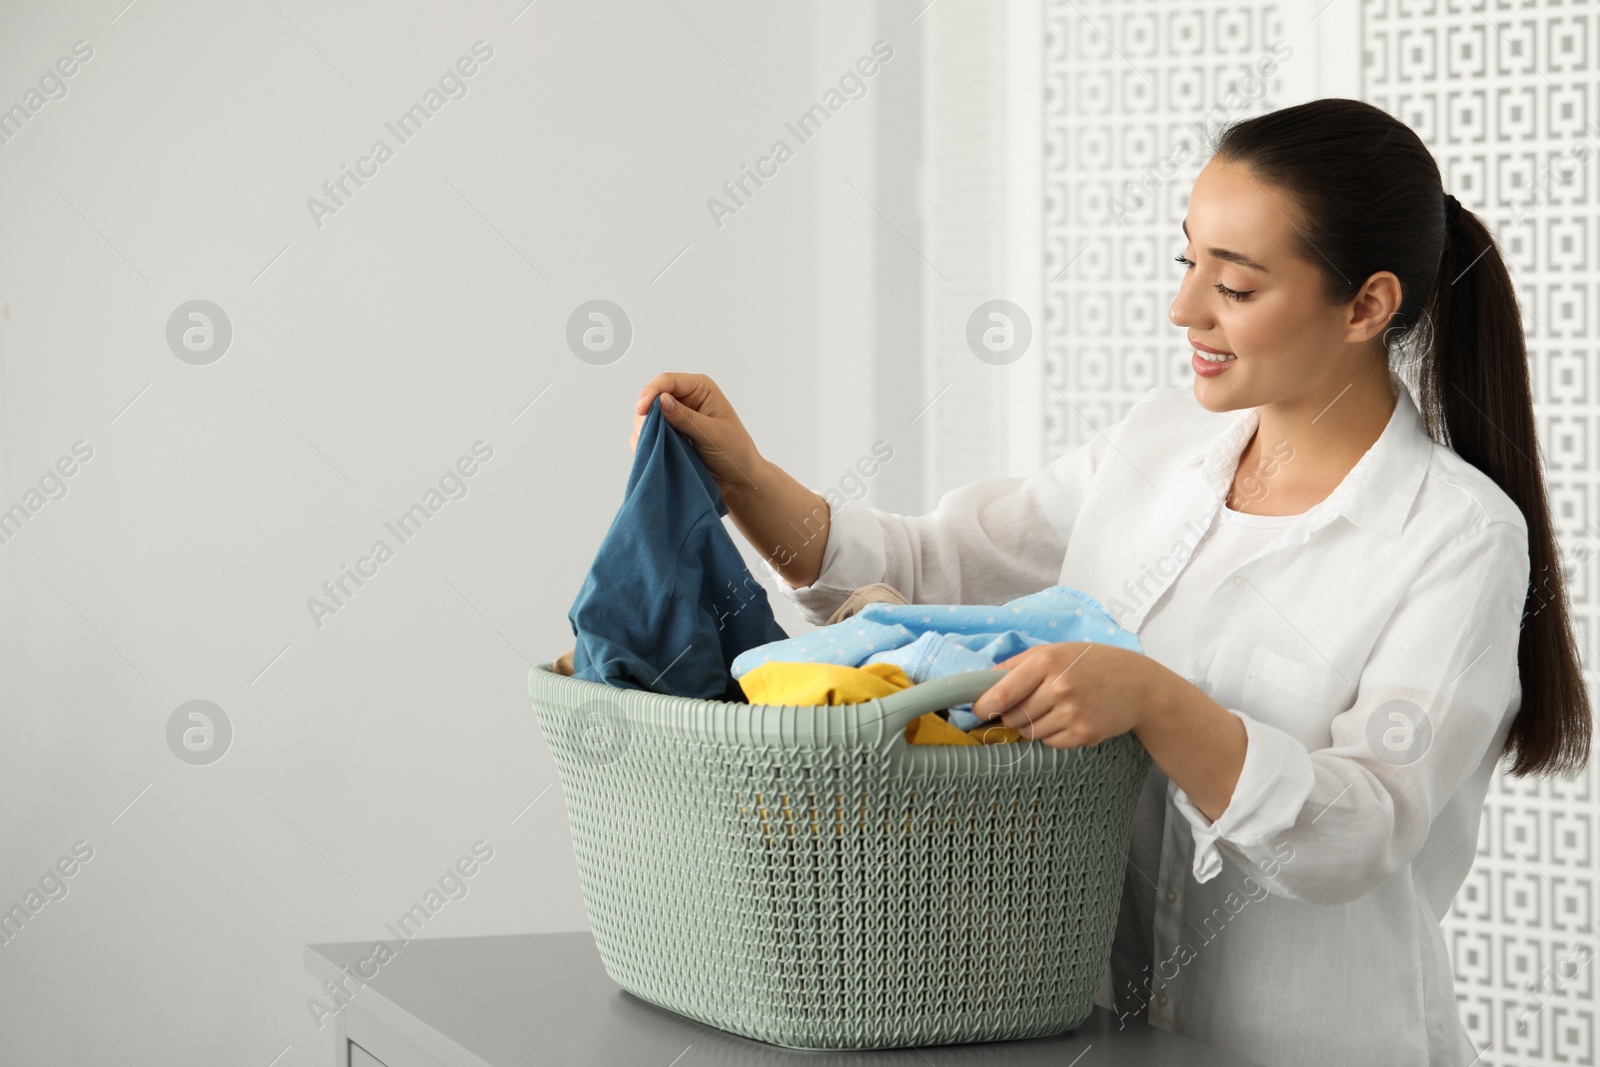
(1232, 575, 1244, 587)
(1165, 890, 1178, 904)
(1157, 992, 1171, 1008)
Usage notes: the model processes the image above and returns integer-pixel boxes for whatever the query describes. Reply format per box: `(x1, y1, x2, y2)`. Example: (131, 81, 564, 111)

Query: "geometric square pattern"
(1042, 0, 1286, 458)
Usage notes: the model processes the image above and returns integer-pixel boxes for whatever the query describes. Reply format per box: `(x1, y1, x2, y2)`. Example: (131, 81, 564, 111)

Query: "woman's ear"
(1346, 270, 1404, 345)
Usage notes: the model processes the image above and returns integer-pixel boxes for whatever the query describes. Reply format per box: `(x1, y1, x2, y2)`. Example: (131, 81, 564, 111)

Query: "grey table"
(304, 932, 1262, 1066)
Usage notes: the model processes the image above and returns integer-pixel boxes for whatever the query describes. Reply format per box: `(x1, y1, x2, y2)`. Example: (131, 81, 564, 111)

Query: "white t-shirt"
(1103, 500, 1303, 1020)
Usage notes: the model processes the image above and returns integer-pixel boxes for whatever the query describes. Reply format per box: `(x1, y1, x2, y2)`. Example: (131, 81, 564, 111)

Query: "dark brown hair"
(1213, 97, 1590, 778)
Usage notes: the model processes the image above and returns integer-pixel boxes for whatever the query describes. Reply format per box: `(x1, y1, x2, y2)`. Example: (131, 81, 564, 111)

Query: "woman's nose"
(1169, 276, 1201, 329)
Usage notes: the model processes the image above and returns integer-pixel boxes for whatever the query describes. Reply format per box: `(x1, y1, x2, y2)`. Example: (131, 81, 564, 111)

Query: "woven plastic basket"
(529, 661, 1151, 1051)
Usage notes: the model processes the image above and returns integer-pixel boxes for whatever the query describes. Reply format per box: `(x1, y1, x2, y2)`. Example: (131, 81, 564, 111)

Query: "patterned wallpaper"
(1040, 1, 1598, 1064)
(1043, 2, 1286, 452)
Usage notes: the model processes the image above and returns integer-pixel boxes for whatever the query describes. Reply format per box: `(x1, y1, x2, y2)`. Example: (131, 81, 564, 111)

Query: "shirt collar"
(1181, 368, 1432, 539)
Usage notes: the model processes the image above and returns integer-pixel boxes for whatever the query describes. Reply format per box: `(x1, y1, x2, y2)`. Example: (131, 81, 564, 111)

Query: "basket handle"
(852, 668, 1009, 740)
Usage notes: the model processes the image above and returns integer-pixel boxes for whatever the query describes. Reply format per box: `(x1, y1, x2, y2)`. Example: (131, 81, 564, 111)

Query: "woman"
(631, 98, 1591, 1065)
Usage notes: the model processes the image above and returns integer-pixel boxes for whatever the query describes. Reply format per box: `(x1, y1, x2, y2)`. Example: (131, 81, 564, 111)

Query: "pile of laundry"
(548, 394, 1141, 746)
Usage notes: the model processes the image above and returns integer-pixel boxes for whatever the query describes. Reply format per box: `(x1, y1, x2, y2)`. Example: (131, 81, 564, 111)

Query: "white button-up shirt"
(765, 369, 1530, 1067)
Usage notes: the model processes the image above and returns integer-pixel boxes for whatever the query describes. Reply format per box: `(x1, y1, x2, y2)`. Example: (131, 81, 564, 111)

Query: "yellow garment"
(737, 660, 915, 704)
(737, 660, 1027, 747)
(903, 713, 1026, 746)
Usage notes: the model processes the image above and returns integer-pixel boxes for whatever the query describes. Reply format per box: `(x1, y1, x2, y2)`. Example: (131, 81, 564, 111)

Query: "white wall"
(0, 1, 926, 1063)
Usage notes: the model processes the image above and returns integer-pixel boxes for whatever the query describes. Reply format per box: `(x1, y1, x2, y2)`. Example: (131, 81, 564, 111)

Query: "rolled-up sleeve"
(764, 389, 1166, 624)
(1169, 519, 1531, 903)
(763, 500, 889, 625)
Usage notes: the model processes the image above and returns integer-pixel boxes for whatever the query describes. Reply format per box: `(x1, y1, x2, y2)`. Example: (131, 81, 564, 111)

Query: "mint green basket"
(528, 662, 1150, 1051)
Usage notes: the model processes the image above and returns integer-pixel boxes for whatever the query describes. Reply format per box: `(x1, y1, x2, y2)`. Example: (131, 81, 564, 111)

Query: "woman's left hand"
(968, 642, 1174, 749)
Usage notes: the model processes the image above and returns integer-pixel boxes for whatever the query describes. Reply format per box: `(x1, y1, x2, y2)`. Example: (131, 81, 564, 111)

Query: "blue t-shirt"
(568, 394, 789, 701)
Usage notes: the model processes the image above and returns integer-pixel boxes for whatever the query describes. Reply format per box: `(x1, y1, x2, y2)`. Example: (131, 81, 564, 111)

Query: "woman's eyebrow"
(1182, 218, 1271, 274)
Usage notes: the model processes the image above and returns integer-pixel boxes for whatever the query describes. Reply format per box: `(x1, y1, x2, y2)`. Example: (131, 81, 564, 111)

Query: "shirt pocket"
(1239, 645, 1348, 748)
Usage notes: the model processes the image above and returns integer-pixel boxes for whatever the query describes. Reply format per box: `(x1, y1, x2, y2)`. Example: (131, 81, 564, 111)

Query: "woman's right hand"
(633, 373, 765, 494)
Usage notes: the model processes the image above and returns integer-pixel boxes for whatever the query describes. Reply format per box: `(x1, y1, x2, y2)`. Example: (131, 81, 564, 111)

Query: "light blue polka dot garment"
(730, 585, 1144, 730)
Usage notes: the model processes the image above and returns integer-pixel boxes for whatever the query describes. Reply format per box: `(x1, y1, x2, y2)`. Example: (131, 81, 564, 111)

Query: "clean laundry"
(735, 660, 1027, 746)
(564, 394, 789, 702)
(731, 584, 1143, 727)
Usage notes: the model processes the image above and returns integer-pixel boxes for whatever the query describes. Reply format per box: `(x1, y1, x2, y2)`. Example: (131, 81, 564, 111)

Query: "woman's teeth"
(1196, 350, 1236, 362)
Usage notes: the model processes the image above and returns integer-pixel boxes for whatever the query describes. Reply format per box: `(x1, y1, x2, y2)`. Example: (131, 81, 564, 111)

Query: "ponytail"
(1416, 199, 1591, 776)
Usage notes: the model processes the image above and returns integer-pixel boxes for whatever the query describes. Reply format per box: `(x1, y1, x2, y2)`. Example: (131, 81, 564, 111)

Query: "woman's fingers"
(974, 654, 1039, 719)
(629, 373, 768, 493)
(633, 373, 700, 453)
(629, 394, 689, 450)
(635, 374, 670, 414)
(636, 372, 714, 416)
(976, 651, 1067, 736)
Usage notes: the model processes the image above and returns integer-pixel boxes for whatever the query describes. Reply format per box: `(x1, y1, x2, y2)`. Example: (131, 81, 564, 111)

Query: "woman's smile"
(1192, 349, 1237, 375)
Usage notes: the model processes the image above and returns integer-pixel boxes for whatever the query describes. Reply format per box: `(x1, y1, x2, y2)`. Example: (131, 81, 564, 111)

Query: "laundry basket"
(528, 661, 1151, 1051)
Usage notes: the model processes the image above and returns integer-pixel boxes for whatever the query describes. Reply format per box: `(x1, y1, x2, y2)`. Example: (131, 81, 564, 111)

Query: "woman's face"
(1169, 158, 1393, 413)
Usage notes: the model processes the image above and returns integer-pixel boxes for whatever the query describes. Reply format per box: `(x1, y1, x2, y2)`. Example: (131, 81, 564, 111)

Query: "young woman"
(631, 98, 1591, 1066)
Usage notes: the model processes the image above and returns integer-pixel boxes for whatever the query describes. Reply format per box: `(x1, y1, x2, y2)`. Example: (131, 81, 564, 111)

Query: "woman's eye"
(1174, 254, 1251, 301)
